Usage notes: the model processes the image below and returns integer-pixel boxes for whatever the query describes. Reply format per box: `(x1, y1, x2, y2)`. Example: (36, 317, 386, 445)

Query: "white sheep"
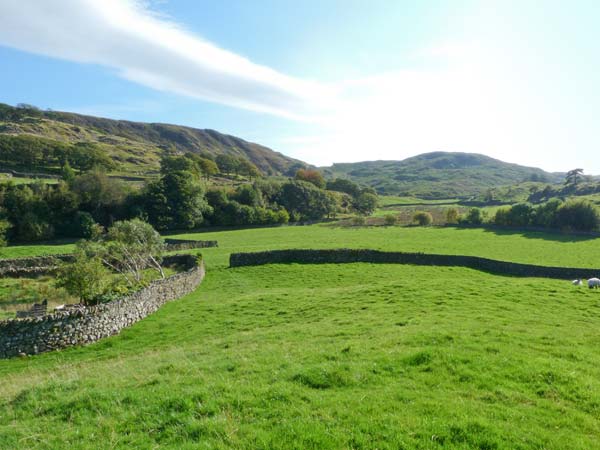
(588, 278, 600, 289)
(572, 279, 583, 286)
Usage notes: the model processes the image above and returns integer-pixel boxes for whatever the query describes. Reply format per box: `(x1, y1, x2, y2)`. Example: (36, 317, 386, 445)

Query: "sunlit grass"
(1, 263, 600, 448)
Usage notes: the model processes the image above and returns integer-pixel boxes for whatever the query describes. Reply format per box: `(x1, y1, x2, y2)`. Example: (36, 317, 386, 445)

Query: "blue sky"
(0, 0, 599, 173)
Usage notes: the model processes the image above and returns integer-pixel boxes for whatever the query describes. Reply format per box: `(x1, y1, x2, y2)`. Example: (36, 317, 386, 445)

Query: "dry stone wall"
(0, 254, 204, 358)
(229, 248, 599, 280)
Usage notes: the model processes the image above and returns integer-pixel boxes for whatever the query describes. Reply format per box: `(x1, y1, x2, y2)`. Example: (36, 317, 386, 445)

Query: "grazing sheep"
(588, 278, 600, 289)
(572, 279, 583, 286)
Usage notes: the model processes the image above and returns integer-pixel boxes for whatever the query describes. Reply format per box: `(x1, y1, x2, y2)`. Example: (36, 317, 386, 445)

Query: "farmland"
(1, 225, 600, 447)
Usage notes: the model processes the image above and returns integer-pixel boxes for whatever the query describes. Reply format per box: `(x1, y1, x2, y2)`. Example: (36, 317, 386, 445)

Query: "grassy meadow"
(1, 225, 600, 448)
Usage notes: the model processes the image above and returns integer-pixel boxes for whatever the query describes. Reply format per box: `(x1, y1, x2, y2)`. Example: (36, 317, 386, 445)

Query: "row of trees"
(0, 135, 115, 172)
(0, 156, 378, 243)
(493, 199, 599, 231)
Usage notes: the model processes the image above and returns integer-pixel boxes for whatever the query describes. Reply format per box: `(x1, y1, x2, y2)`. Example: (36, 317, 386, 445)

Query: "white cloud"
(1, 2, 597, 173)
(0, 0, 333, 119)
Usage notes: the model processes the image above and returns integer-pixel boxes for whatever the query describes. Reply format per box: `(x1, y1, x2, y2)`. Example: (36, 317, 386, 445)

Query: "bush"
(531, 199, 562, 228)
(56, 252, 110, 305)
(555, 200, 599, 231)
(445, 208, 460, 224)
(493, 203, 532, 227)
(462, 208, 483, 225)
(383, 214, 397, 226)
(413, 211, 433, 226)
(351, 216, 366, 226)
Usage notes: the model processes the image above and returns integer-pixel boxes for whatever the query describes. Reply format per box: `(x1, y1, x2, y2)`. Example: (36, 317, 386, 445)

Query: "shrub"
(555, 200, 599, 231)
(531, 199, 562, 228)
(351, 216, 366, 226)
(445, 208, 460, 224)
(383, 214, 397, 226)
(56, 252, 110, 305)
(462, 208, 483, 225)
(493, 204, 533, 227)
(413, 211, 433, 226)
(493, 208, 510, 226)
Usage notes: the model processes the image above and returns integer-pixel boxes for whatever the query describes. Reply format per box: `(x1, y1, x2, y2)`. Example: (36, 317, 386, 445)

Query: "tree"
(0, 220, 9, 247)
(295, 169, 326, 189)
(326, 178, 361, 198)
(555, 200, 599, 231)
(384, 214, 397, 226)
(531, 199, 562, 228)
(238, 159, 261, 179)
(215, 154, 238, 175)
(353, 192, 378, 215)
(278, 180, 332, 220)
(160, 155, 200, 178)
(565, 168, 584, 188)
(445, 208, 460, 224)
(86, 219, 167, 286)
(463, 207, 483, 225)
(413, 211, 433, 226)
(143, 171, 211, 230)
(197, 157, 219, 179)
(56, 250, 110, 304)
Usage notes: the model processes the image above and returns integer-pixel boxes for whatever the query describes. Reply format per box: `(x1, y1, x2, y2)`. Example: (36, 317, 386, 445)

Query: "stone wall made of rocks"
(164, 238, 218, 251)
(0, 254, 205, 358)
(230, 248, 599, 280)
(0, 237, 217, 278)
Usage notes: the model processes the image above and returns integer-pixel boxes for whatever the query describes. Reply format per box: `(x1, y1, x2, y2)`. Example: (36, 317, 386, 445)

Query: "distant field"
(2, 225, 599, 270)
(2, 263, 600, 448)
(378, 195, 460, 206)
(0, 240, 75, 259)
(170, 225, 600, 270)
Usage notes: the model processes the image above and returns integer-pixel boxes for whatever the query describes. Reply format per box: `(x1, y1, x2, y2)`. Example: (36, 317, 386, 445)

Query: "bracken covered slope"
(0, 103, 306, 176)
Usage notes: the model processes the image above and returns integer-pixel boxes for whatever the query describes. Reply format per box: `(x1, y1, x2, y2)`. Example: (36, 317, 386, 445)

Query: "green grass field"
(2, 225, 600, 448)
(2, 262, 600, 448)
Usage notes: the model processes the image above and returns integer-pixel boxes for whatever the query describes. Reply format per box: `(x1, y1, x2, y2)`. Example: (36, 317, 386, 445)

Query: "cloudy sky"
(0, 0, 599, 172)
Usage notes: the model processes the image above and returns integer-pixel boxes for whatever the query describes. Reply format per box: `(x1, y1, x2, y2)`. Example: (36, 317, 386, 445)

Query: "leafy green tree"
(555, 200, 599, 231)
(60, 161, 76, 184)
(71, 170, 126, 223)
(384, 214, 397, 226)
(463, 208, 483, 225)
(413, 211, 433, 226)
(215, 154, 239, 175)
(326, 178, 361, 198)
(56, 250, 110, 305)
(531, 199, 562, 228)
(197, 157, 219, 179)
(445, 208, 460, 224)
(233, 184, 263, 207)
(160, 155, 200, 178)
(353, 192, 378, 215)
(565, 168, 584, 188)
(85, 219, 167, 285)
(0, 220, 9, 247)
(238, 159, 261, 179)
(278, 180, 333, 220)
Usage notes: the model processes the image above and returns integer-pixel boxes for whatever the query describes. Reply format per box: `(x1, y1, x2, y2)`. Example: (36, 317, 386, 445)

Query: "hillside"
(0, 103, 306, 176)
(322, 152, 564, 198)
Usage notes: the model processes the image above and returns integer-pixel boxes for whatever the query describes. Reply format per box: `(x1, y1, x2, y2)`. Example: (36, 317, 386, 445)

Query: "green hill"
(322, 152, 564, 198)
(0, 103, 305, 177)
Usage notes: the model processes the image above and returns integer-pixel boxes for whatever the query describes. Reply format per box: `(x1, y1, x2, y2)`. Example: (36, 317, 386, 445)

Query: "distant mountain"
(0, 103, 306, 176)
(322, 152, 564, 198)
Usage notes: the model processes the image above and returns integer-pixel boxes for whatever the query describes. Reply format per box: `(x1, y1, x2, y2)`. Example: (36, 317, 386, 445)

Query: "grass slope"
(2, 225, 600, 269)
(0, 103, 304, 176)
(2, 263, 600, 448)
(322, 152, 563, 198)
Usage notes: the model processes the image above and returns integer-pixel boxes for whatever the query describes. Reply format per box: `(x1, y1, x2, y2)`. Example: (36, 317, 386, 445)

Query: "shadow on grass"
(477, 227, 599, 242)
